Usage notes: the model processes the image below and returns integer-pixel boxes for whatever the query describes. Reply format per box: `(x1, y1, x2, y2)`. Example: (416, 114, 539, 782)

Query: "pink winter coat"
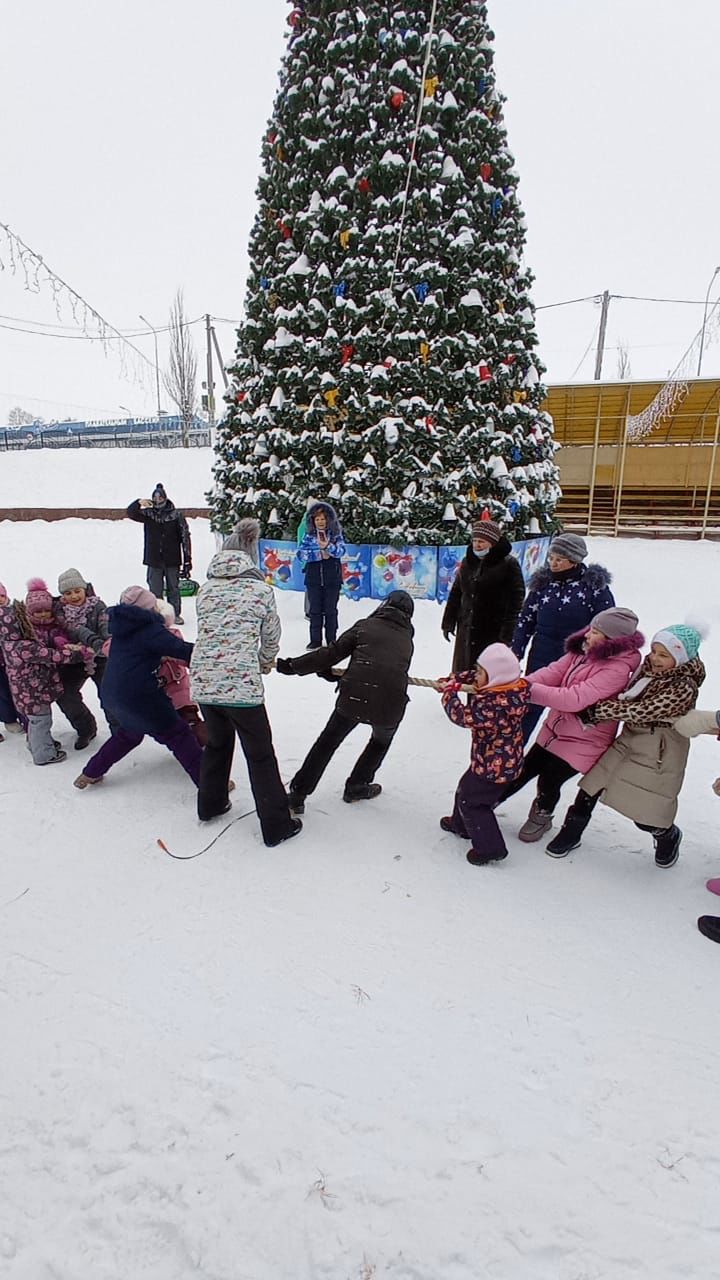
(528, 628, 644, 772)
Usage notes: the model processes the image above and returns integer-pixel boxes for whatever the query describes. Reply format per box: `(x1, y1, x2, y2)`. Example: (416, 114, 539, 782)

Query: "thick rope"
(270, 661, 473, 693)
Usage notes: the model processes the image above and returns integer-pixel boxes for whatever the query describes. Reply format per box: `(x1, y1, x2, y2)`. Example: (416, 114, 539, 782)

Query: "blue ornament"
(511, 447, 522, 463)
(477, 75, 486, 97)
(508, 500, 520, 517)
(260, 276, 270, 290)
(490, 194, 503, 220)
(379, 29, 389, 45)
(414, 281, 430, 303)
(333, 281, 348, 298)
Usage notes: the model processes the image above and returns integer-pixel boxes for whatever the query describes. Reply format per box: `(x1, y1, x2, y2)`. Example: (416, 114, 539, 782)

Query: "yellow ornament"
(419, 341, 430, 364)
(424, 75, 440, 98)
(323, 388, 340, 409)
(268, 293, 279, 312)
(496, 300, 506, 314)
(339, 228, 351, 250)
(513, 390, 528, 404)
(468, 486, 478, 504)
(276, 143, 286, 162)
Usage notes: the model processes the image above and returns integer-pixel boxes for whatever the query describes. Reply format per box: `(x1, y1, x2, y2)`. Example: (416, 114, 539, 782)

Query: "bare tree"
(616, 339, 632, 380)
(7, 405, 42, 427)
(163, 289, 197, 446)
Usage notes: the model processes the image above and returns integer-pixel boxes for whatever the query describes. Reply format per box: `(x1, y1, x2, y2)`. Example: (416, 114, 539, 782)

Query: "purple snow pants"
(83, 721, 202, 785)
(451, 769, 509, 859)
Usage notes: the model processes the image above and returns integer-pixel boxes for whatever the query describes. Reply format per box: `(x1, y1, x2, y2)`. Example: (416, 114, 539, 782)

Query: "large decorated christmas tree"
(211, 0, 559, 545)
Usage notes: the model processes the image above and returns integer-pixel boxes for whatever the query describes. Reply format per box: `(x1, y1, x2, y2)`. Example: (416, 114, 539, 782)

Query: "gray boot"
(518, 799, 553, 843)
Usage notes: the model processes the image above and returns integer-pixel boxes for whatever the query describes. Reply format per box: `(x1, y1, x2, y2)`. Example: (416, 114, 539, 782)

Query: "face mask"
(474, 548, 490, 559)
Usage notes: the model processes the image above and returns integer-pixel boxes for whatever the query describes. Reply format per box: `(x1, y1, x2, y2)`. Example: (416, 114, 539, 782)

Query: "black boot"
(654, 825, 682, 869)
(343, 782, 382, 804)
(546, 794, 595, 858)
(287, 790, 305, 815)
(698, 915, 720, 943)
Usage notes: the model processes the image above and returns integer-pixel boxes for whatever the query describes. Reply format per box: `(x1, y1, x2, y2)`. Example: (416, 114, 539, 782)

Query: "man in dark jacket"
(441, 519, 525, 672)
(276, 589, 414, 810)
(126, 483, 192, 623)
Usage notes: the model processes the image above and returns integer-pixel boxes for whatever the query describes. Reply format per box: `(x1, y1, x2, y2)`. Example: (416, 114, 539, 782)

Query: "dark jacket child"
(0, 580, 78, 765)
(127, 484, 192, 623)
(501, 608, 643, 843)
(511, 533, 615, 741)
(0, 579, 22, 735)
(54, 567, 112, 748)
(546, 624, 705, 867)
(277, 589, 414, 810)
(441, 519, 525, 673)
(74, 585, 202, 790)
(440, 643, 531, 866)
(296, 500, 346, 649)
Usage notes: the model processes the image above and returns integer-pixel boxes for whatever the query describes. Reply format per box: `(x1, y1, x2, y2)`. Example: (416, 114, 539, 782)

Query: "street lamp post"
(697, 267, 720, 377)
(139, 313, 162, 419)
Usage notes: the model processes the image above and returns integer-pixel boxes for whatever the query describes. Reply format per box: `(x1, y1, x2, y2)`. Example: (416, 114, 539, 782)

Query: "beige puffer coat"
(579, 655, 705, 828)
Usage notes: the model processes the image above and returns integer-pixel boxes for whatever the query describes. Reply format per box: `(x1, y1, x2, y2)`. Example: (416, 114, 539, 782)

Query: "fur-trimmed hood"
(565, 625, 644, 660)
(528, 561, 611, 595)
(307, 501, 342, 539)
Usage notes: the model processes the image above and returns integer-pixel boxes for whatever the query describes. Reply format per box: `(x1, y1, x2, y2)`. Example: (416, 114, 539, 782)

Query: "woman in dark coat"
(276, 590, 414, 810)
(441, 519, 525, 673)
(512, 532, 614, 741)
(74, 585, 202, 789)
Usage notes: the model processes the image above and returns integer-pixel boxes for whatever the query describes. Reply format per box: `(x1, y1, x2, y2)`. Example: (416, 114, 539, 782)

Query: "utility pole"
(594, 291, 611, 381)
(139, 314, 162, 418)
(205, 313, 215, 444)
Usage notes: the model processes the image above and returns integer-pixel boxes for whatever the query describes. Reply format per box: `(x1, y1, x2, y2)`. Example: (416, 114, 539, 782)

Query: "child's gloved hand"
(674, 709, 720, 738)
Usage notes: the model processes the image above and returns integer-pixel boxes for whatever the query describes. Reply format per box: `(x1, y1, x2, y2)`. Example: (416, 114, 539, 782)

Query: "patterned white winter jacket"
(190, 550, 281, 707)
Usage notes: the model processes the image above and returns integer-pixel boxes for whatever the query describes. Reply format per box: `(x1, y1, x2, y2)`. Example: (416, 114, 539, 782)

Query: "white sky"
(2, 0, 719, 423)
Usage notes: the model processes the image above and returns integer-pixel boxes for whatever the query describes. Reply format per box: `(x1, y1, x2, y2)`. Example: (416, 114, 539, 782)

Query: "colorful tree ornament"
(414, 281, 430, 302)
(357, 177, 371, 195)
(339, 228, 351, 249)
(419, 341, 430, 364)
(479, 162, 493, 181)
(323, 388, 340, 408)
(333, 281, 348, 298)
(341, 342, 355, 365)
(390, 90, 406, 110)
(424, 75, 440, 98)
(478, 361, 492, 381)
(513, 389, 528, 404)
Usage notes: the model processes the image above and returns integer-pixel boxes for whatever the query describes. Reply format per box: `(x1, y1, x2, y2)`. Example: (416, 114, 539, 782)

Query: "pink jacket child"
(500, 607, 644, 843)
(0, 579, 89, 765)
(154, 600, 207, 745)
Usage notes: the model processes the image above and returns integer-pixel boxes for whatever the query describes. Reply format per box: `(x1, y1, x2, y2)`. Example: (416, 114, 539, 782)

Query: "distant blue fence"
(257, 536, 550, 603)
(0, 416, 210, 450)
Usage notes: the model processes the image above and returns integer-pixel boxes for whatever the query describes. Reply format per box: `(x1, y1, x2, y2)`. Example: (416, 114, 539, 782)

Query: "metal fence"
(0, 429, 211, 451)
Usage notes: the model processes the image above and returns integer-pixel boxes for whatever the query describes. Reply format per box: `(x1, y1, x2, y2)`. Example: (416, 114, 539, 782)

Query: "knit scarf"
(62, 596, 96, 628)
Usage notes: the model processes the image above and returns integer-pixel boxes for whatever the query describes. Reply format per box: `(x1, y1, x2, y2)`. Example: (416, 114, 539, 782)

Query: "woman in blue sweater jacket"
(512, 533, 614, 741)
(297, 501, 346, 649)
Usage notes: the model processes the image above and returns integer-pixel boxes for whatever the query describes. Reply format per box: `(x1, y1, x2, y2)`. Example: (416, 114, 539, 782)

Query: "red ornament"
(479, 163, 493, 181)
(425, 415, 435, 432)
(287, 8, 302, 26)
(478, 361, 492, 381)
(481, 507, 492, 520)
(341, 342, 355, 365)
(236, 391, 246, 403)
(502, 353, 517, 366)
(390, 90, 406, 111)
(267, 130, 277, 144)
(276, 219, 292, 240)
(384, 357, 396, 368)
(358, 177, 371, 195)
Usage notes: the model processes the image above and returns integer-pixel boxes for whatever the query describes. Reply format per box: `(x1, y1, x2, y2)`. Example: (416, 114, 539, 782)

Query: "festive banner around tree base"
(255, 537, 550, 601)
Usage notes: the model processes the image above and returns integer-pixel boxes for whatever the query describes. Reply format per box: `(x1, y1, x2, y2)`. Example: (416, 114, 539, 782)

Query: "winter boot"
(38, 748, 67, 766)
(343, 782, 382, 804)
(74, 722, 98, 751)
(654, 825, 682, 869)
(467, 847, 508, 866)
(266, 818, 303, 848)
(697, 915, 720, 944)
(706, 878, 720, 897)
(440, 816, 467, 837)
(287, 790, 306, 815)
(3, 722, 23, 734)
(545, 805, 591, 858)
(74, 772, 103, 789)
(518, 800, 553, 843)
(199, 802, 232, 822)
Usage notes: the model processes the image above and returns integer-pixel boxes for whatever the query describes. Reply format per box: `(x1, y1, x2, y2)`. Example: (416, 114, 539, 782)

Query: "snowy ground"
(1, 517, 720, 1280)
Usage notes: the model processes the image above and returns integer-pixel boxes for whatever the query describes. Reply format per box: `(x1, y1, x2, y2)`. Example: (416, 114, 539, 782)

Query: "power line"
(0, 315, 204, 341)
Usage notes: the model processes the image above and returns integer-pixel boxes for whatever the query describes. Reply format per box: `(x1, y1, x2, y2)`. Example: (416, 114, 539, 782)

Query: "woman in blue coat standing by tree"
(512, 533, 614, 741)
(297, 501, 346, 650)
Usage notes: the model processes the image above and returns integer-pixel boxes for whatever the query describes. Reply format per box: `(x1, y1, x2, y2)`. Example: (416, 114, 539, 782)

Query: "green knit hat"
(653, 624, 702, 665)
